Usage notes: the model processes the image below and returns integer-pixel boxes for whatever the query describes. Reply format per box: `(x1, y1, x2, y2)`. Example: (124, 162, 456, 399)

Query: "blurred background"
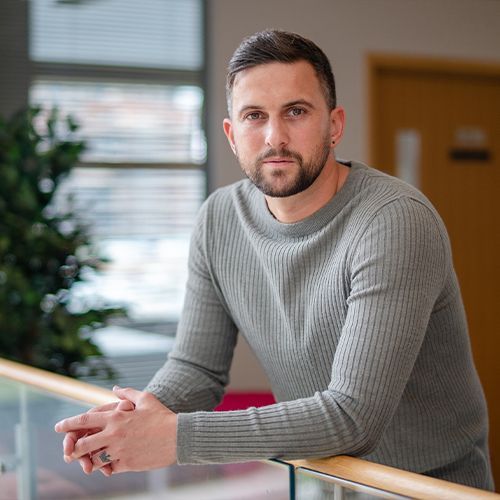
(0, 0, 499, 490)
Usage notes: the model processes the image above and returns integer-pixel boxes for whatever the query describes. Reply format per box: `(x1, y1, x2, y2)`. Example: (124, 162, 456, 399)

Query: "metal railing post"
(15, 385, 37, 500)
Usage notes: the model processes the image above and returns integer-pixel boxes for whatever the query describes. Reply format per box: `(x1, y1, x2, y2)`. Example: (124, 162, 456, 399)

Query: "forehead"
(231, 60, 325, 112)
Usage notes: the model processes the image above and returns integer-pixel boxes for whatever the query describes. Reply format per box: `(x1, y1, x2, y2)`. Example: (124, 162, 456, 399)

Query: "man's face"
(223, 60, 336, 198)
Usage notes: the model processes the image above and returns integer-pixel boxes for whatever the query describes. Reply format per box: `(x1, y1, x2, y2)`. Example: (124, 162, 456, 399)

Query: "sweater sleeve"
(145, 202, 239, 413)
(175, 197, 450, 464)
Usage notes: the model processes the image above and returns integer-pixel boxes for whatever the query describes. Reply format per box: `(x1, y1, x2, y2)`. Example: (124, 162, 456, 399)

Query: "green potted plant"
(0, 106, 123, 378)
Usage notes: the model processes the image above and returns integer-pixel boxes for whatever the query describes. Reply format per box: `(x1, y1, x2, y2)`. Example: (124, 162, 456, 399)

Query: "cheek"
(297, 124, 331, 155)
(233, 129, 263, 156)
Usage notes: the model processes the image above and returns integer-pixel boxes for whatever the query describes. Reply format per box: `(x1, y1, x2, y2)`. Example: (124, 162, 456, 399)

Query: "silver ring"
(98, 451, 112, 464)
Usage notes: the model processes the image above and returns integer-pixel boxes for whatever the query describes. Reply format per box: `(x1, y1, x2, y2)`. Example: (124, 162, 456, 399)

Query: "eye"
(244, 111, 263, 121)
(288, 107, 306, 117)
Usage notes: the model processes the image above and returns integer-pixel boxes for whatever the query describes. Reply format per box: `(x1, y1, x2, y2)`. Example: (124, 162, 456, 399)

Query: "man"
(55, 30, 493, 490)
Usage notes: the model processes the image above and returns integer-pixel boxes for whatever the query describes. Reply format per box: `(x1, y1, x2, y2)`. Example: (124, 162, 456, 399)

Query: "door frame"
(367, 53, 500, 489)
(367, 54, 500, 165)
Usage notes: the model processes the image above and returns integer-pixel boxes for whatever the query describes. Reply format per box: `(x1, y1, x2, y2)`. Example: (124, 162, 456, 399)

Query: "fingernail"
(112, 385, 121, 391)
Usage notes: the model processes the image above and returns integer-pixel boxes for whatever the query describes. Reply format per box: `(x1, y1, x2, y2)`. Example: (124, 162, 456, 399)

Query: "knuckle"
(123, 400, 135, 411)
(110, 412, 127, 429)
(73, 436, 88, 456)
(140, 392, 154, 405)
(76, 413, 90, 426)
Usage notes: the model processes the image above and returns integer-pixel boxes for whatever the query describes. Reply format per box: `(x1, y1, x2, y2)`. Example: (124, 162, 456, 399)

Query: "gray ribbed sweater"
(146, 161, 493, 490)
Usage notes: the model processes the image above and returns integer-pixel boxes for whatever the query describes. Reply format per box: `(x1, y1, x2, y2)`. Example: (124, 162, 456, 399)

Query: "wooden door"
(370, 56, 500, 488)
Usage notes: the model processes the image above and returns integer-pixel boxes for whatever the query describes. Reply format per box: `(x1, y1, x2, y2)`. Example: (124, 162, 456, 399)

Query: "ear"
(329, 106, 345, 148)
(223, 118, 237, 155)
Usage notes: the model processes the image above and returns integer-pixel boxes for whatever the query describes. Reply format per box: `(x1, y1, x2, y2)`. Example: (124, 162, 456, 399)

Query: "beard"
(237, 136, 332, 198)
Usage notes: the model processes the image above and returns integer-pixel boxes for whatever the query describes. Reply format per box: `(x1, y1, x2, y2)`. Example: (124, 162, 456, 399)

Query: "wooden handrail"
(0, 357, 497, 499)
(291, 458, 499, 499)
(0, 357, 118, 406)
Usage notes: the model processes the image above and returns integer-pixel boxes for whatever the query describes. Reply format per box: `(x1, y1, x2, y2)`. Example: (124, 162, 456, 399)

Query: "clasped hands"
(54, 386, 177, 475)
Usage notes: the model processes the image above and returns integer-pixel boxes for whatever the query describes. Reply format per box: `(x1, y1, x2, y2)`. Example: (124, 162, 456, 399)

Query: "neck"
(265, 160, 349, 224)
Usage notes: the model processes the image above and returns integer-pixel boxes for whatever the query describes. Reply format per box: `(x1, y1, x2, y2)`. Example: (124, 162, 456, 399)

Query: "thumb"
(112, 385, 143, 405)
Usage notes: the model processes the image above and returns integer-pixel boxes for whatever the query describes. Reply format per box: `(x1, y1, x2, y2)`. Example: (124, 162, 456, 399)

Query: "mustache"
(256, 148, 303, 165)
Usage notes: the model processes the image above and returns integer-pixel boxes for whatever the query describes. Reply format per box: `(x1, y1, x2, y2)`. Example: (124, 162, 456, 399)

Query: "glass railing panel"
(0, 378, 23, 499)
(0, 377, 291, 499)
(295, 466, 408, 500)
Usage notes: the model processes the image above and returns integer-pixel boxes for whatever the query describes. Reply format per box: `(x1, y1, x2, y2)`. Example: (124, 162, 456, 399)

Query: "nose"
(265, 117, 289, 150)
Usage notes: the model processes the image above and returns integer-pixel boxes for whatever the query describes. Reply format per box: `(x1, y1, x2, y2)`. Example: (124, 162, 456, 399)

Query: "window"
(29, 0, 206, 330)
(30, 0, 202, 70)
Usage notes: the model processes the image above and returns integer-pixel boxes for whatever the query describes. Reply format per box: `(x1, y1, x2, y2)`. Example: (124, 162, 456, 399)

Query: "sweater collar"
(252, 160, 366, 238)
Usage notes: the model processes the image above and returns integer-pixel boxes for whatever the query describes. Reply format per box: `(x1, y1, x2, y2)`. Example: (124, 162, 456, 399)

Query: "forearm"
(175, 390, 379, 464)
(145, 356, 229, 413)
(146, 200, 238, 413)
(145, 305, 238, 413)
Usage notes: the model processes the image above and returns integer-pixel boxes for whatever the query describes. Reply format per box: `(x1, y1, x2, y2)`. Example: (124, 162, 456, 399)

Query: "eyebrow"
(237, 99, 316, 118)
(283, 99, 316, 109)
(237, 104, 264, 117)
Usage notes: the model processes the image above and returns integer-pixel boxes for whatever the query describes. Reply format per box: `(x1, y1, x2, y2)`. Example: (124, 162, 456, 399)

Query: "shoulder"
(192, 178, 259, 240)
(346, 161, 443, 228)
(342, 161, 451, 259)
(348, 160, 430, 204)
(201, 179, 254, 213)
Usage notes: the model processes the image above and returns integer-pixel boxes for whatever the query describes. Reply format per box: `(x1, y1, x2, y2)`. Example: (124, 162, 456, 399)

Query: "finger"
(61, 406, 120, 457)
(72, 432, 108, 459)
(60, 405, 118, 456)
(63, 428, 99, 456)
(90, 449, 114, 471)
(106, 460, 124, 474)
(112, 386, 143, 406)
(79, 455, 94, 475)
(64, 454, 93, 474)
(63, 429, 99, 462)
(89, 401, 120, 413)
(56, 403, 119, 436)
(100, 464, 113, 477)
(116, 399, 135, 411)
(55, 412, 109, 433)
(63, 431, 79, 457)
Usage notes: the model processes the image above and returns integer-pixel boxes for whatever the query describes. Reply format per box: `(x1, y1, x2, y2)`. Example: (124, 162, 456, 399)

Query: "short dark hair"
(226, 30, 336, 114)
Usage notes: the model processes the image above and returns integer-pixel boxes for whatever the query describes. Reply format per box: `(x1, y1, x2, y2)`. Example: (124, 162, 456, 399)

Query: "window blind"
(49, 169, 204, 322)
(30, 0, 202, 70)
(28, 0, 206, 325)
(53, 168, 204, 238)
(31, 80, 206, 163)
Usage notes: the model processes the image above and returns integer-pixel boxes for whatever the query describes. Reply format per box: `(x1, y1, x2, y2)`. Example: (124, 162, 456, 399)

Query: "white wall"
(206, 0, 500, 391)
(206, 0, 500, 190)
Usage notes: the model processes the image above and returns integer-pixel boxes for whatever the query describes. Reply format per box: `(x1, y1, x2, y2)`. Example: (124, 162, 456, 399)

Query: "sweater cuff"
(176, 409, 261, 465)
(176, 412, 195, 464)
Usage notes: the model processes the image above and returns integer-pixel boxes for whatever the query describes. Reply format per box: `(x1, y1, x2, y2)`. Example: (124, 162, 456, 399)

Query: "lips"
(262, 157, 295, 164)
(257, 149, 302, 166)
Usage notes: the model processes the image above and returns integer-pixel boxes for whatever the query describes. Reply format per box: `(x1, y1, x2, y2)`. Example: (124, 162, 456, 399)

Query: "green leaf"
(0, 106, 127, 378)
